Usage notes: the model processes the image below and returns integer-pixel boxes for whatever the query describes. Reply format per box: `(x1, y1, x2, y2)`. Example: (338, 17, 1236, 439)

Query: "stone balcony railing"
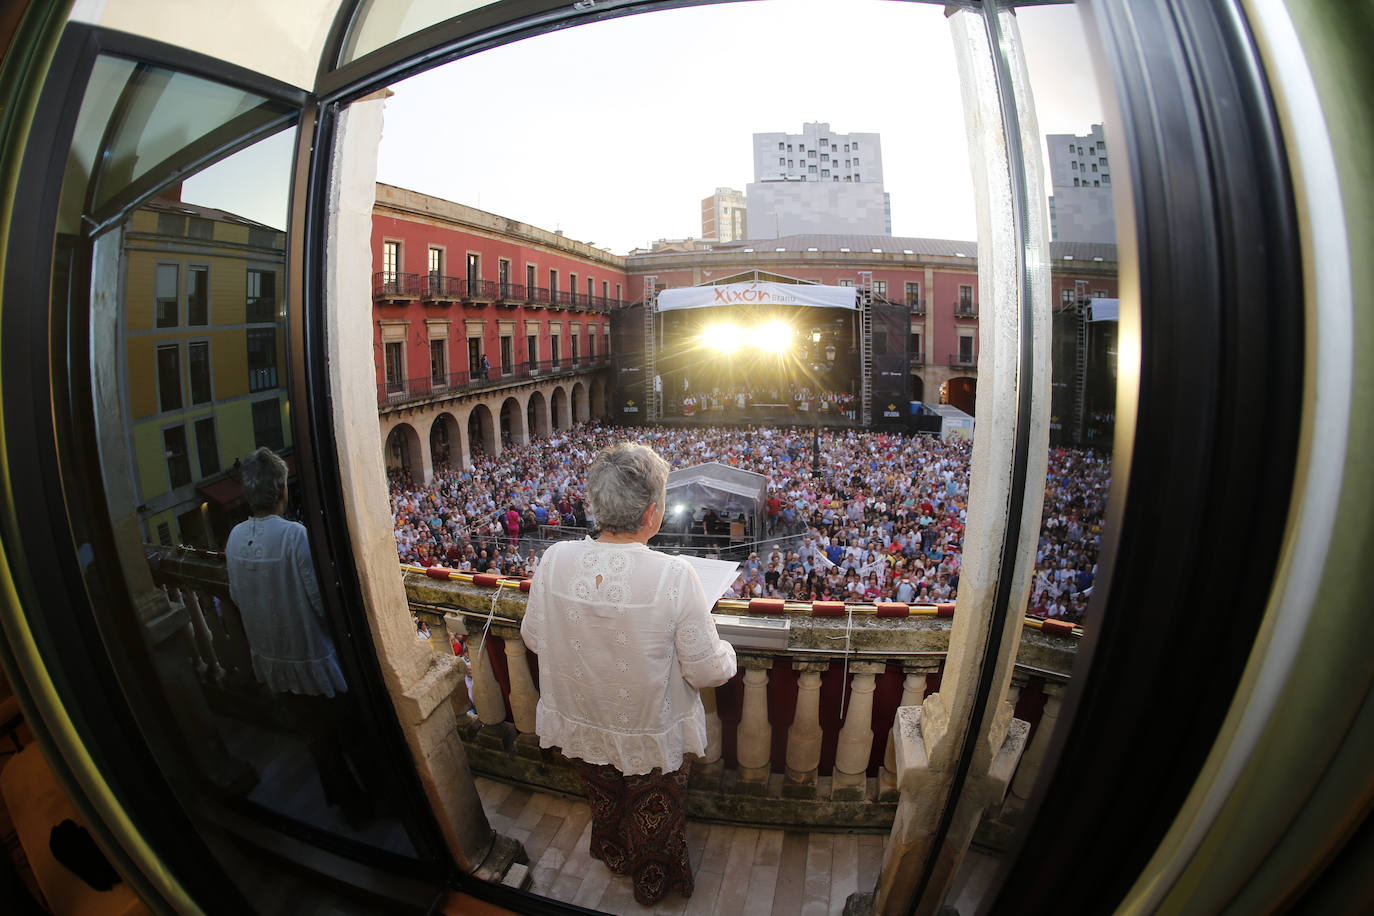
(143, 546, 1077, 849)
(404, 565, 1077, 842)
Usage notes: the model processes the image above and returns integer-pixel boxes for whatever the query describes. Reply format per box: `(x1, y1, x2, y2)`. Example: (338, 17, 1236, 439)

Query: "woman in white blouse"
(521, 442, 737, 906)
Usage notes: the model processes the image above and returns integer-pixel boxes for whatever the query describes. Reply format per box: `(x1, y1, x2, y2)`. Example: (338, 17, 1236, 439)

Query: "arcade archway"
(499, 396, 526, 447)
(467, 403, 497, 458)
(429, 412, 461, 471)
(384, 422, 422, 477)
(550, 386, 570, 430)
(526, 390, 550, 439)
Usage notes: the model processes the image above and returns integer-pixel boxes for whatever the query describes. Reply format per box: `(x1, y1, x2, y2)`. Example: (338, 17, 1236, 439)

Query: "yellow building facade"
(122, 199, 289, 547)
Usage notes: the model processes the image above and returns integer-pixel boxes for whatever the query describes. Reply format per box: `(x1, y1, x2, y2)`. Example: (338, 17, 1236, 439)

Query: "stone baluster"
(1006, 672, 1027, 715)
(734, 658, 773, 792)
(832, 661, 887, 800)
(692, 685, 725, 788)
(784, 662, 829, 797)
(181, 587, 225, 682)
(879, 662, 939, 799)
(1006, 680, 1065, 812)
(499, 626, 542, 758)
(469, 633, 508, 737)
(444, 613, 473, 718)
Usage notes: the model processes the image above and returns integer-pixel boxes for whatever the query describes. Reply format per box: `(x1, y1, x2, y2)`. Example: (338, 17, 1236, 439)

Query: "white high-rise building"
(746, 122, 888, 237)
(701, 187, 747, 243)
(1046, 123, 1116, 243)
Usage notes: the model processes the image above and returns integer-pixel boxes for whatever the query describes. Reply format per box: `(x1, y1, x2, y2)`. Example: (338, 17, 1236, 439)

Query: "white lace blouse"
(520, 537, 738, 775)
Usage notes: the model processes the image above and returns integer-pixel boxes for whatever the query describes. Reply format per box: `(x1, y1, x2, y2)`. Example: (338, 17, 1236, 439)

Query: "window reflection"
(52, 54, 425, 879)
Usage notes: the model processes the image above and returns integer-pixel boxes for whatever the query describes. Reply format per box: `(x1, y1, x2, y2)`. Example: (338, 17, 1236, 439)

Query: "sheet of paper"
(677, 554, 741, 604)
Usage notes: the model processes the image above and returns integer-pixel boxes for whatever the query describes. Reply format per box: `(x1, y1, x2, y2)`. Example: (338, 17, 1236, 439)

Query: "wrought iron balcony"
(422, 273, 462, 304)
(953, 300, 979, 318)
(907, 296, 926, 316)
(373, 271, 419, 303)
(462, 278, 497, 303)
(377, 355, 611, 409)
(948, 353, 978, 369)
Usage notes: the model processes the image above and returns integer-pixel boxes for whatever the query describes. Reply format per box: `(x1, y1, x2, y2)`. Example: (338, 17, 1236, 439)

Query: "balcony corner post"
(879, 662, 939, 801)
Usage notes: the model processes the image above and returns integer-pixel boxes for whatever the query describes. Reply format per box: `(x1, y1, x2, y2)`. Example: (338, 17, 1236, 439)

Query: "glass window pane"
(247, 328, 278, 391)
(188, 266, 209, 325)
(155, 263, 179, 327)
(340, 0, 492, 66)
(188, 341, 211, 404)
(87, 67, 293, 218)
(194, 416, 220, 477)
(163, 425, 191, 488)
(157, 344, 181, 410)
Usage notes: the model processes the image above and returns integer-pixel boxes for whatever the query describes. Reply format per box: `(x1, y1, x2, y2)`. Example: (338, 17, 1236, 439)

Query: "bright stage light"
(700, 323, 742, 354)
(749, 319, 795, 354)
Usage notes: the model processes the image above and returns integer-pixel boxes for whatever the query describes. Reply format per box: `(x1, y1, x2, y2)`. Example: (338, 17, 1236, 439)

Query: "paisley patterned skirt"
(579, 761, 694, 905)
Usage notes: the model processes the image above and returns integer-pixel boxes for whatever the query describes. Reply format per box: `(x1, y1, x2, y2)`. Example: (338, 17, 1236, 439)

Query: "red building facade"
(371, 183, 629, 409)
(371, 185, 1118, 445)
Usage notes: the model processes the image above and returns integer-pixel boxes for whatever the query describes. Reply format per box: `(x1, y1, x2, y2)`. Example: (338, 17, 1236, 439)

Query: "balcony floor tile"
(471, 779, 888, 915)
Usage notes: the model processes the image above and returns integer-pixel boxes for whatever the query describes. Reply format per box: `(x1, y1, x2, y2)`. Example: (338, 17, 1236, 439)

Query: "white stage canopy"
(657, 282, 857, 312)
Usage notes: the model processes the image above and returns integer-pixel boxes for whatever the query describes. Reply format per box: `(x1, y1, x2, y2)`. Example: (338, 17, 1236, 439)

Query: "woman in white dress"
(521, 442, 737, 905)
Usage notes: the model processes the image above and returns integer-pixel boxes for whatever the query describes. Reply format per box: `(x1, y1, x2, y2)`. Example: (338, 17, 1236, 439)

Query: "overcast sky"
(374, 0, 1105, 253)
(185, 1, 1105, 243)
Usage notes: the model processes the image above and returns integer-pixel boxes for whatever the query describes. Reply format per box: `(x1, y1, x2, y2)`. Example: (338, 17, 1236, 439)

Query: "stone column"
(1007, 680, 1065, 811)
(784, 662, 829, 797)
(734, 658, 773, 792)
(832, 661, 887, 800)
(879, 662, 939, 800)
(498, 626, 541, 759)
(322, 95, 517, 877)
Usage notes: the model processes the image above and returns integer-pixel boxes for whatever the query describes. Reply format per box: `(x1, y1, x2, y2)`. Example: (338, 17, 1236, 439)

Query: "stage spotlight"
(749, 319, 794, 354)
(700, 323, 741, 354)
(673, 503, 686, 515)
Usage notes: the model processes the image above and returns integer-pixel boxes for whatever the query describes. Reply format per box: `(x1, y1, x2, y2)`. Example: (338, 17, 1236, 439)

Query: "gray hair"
(585, 442, 669, 533)
(240, 447, 288, 514)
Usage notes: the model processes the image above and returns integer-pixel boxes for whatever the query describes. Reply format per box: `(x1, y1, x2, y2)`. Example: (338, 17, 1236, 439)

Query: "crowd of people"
(676, 385, 857, 419)
(389, 423, 1109, 622)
